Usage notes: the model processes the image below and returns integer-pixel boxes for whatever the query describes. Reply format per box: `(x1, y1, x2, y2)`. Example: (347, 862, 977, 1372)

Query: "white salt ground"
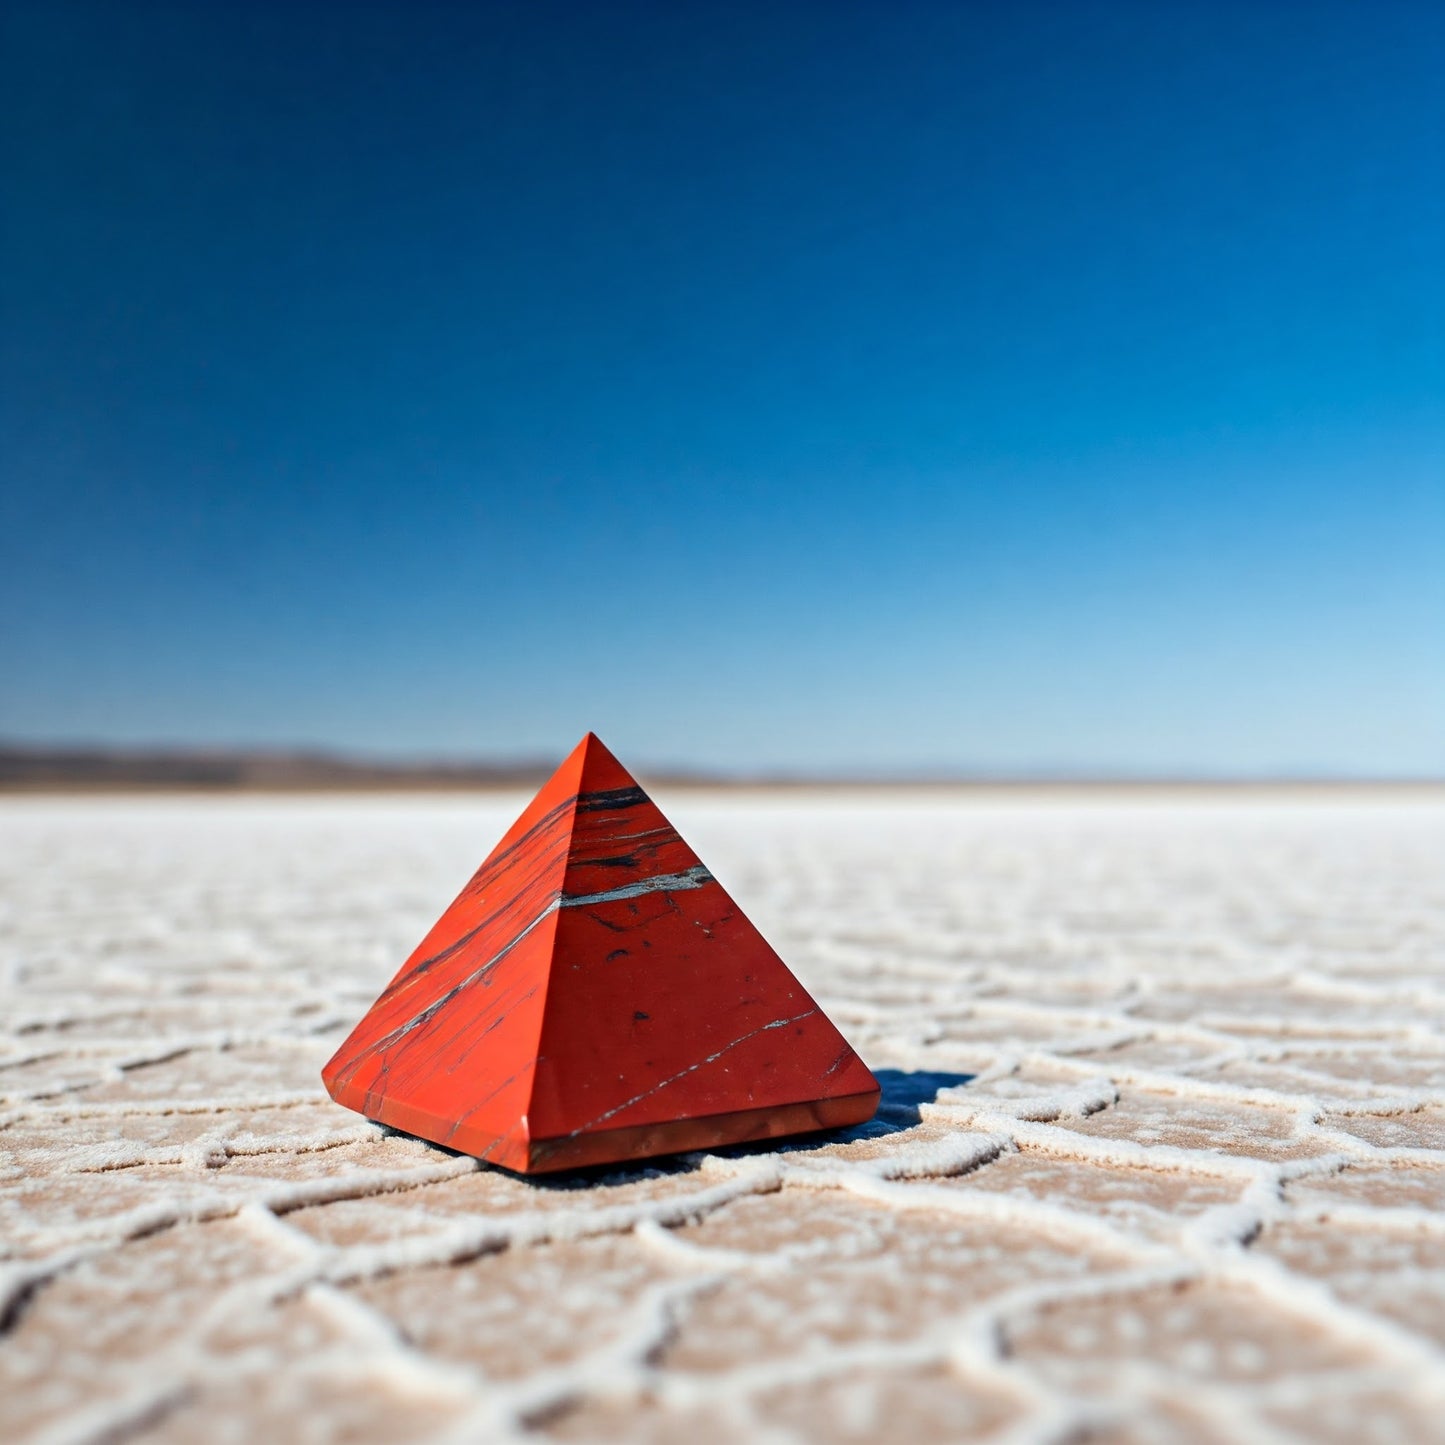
(1, 789, 1443, 1445)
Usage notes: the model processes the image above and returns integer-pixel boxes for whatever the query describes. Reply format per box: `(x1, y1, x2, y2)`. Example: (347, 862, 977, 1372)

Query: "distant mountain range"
(0, 744, 1438, 793)
(0, 745, 565, 792)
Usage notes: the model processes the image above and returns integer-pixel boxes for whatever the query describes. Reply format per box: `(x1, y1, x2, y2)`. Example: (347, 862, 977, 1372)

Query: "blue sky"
(2, 3, 1442, 775)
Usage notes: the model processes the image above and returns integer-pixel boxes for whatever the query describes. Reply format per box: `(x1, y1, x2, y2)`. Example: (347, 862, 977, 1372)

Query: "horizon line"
(0, 741, 1441, 793)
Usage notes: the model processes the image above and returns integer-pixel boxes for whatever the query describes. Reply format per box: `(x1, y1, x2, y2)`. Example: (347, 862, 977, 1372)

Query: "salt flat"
(2, 790, 1443, 1445)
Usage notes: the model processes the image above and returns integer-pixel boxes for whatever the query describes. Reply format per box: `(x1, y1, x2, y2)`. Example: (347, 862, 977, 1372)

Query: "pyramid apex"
(572, 731, 638, 796)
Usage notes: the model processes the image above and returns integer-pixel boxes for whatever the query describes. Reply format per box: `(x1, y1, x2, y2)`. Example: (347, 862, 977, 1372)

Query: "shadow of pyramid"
(865, 1067, 976, 1134)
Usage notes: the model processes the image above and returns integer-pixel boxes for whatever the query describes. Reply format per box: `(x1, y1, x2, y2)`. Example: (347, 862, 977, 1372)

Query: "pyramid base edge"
(522, 1087, 881, 1173)
(326, 1074, 880, 1175)
(324, 1078, 535, 1172)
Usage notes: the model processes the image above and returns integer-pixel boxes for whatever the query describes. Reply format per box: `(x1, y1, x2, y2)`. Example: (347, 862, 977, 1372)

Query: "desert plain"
(2, 789, 1443, 1444)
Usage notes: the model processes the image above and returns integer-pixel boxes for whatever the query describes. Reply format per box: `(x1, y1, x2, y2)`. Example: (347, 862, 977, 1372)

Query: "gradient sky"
(3, 2, 1442, 775)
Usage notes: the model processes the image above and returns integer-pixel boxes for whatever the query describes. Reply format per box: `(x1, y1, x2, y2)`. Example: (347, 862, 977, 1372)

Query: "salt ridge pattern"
(1, 792, 1443, 1443)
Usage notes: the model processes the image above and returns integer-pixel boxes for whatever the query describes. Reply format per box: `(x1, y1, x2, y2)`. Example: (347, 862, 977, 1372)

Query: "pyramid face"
(322, 733, 879, 1172)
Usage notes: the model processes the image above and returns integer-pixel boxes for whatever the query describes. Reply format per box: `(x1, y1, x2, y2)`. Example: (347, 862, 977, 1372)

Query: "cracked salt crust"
(2, 790, 1444, 1444)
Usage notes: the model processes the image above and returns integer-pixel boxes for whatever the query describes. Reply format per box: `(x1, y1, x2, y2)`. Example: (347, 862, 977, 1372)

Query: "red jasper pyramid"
(322, 733, 880, 1173)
